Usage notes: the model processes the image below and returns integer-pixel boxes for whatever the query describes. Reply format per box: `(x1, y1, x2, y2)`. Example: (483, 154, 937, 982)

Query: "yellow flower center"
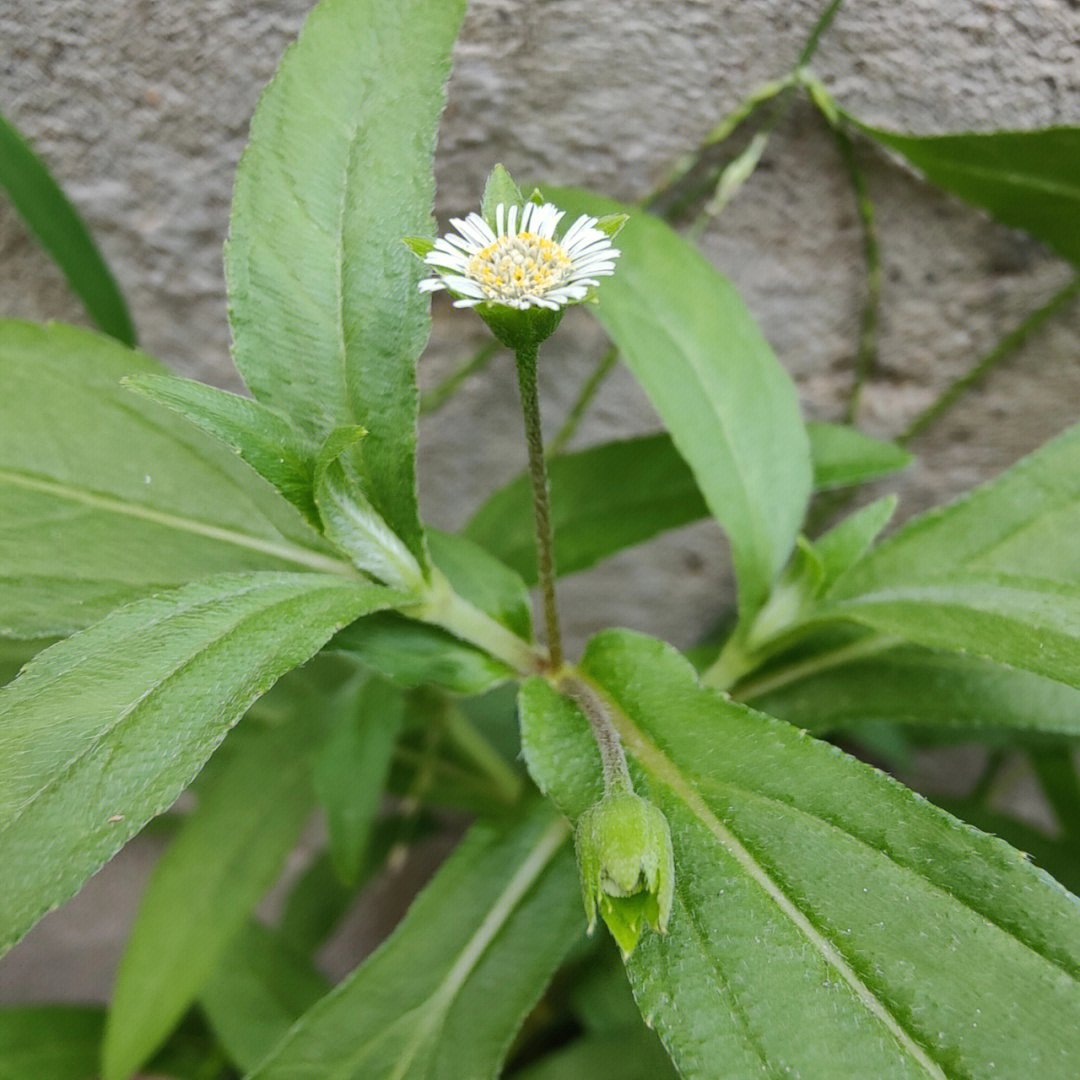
(466, 231, 573, 302)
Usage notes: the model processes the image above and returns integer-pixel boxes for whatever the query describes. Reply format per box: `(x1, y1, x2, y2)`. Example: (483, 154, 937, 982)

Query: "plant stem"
(559, 672, 633, 792)
(408, 569, 546, 677)
(515, 344, 564, 670)
(899, 273, 1080, 443)
(419, 341, 501, 415)
(831, 121, 881, 425)
(548, 344, 619, 457)
(797, 0, 847, 67)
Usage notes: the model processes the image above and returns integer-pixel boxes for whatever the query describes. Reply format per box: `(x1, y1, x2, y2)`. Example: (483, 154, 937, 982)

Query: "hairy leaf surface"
(127, 373, 320, 525)
(0, 321, 345, 638)
(226, 0, 466, 562)
(834, 419, 1080, 595)
(520, 630, 1080, 1080)
(0, 572, 400, 956)
(103, 718, 319, 1080)
(248, 804, 580, 1080)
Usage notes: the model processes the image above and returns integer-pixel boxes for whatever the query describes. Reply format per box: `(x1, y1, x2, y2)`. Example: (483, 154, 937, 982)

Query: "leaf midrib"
(584, 673, 950, 1080)
(0, 578, 357, 828)
(0, 468, 352, 577)
(279, 816, 570, 1080)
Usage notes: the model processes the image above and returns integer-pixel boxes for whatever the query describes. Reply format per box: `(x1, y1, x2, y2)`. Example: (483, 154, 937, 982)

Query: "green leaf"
(0, 320, 347, 639)
(0, 1006, 103, 1080)
(824, 573, 1080, 691)
(806, 421, 913, 490)
(0, 571, 400, 957)
(312, 674, 405, 884)
(199, 921, 330, 1075)
(226, 0, 466, 564)
(813, 494, 898, 588)
(0, 111, 135, 345)
(515, 1031, 678, 1080)
(248, 803, 581, 1080)
(481, 163, 525, 227)
(832, 419, 1080, 595)
(466, 425, 908, 587)
(746, 642, 1080, 739)
(126, 373, 320, 526)
(103, 716, 320, 1080)
(852, 122, 1080, 267)
(315, 426, 428, 591)
(520, 629, 1080, 1080)
(329, 612, 512, 694)
(426, 528, 532, 639)
(543, 188, 812, 616)
(326, 528, 531, 694)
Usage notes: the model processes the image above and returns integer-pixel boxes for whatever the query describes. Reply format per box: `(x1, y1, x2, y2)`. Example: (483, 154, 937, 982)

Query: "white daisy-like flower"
(419, 201, 621, 311)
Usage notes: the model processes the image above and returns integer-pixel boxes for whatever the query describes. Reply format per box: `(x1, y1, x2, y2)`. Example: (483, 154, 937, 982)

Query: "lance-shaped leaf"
(314, 426, 428, 591)
(226, 0, 466, 564)
(806, 421, 913, 490)
(248, 803, 580, 1080)
(126, 373, 320, 526)
(852, 122, 1080, 267)
(541, 187, 811, 617)
(520, 630, 1080, 1080)
(0, 111, 135, 345)
(103, 717, 320, 1080)
(199, 922, 330, 1076)
(745, 642, 1080, 739)
(0, 571, 401, 956)
(0, 320, 346, 639)
(822, 573, 1080, 692)
(832, 418, 1080, 595)
(466, 424, 907, 586)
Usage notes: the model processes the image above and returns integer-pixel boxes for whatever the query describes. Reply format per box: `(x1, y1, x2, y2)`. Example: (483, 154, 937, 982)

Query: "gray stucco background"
(1, 0, 1078, 1004)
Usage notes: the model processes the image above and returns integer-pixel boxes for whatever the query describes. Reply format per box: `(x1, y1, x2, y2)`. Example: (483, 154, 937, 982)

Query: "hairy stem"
(515, 344, 564, 670)
(407, 569, 546, 677)
(559, 672, 633, 792)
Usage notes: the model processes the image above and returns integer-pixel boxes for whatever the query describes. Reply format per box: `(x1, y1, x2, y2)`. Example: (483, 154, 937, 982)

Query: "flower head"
(419, 200, 621, 313)
(575, 787, 675, 959)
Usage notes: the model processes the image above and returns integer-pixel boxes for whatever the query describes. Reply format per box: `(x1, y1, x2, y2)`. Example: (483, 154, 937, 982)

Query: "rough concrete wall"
(1, 0, 1079, 1002)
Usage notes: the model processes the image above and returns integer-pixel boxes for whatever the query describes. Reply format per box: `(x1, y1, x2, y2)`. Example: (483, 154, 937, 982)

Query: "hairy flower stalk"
(561, 673, 674, 958)
(411, 166, 624, 669)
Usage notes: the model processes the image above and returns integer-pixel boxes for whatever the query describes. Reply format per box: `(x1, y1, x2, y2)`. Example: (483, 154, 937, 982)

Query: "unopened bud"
(574, 787, 675, 958)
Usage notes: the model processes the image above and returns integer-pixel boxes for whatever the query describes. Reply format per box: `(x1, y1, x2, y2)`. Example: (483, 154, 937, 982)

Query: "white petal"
(507, 204, 519, 236)
(453, 298, 482, 308)
(496, 203, 505, 237)
(418, 278, 445, 292)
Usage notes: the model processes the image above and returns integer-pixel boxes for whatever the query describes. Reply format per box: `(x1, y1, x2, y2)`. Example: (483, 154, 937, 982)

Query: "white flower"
(419, 201, 621, 311)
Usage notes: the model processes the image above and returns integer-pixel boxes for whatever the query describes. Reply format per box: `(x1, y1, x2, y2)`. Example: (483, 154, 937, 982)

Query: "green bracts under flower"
(574, 786, 675, 958)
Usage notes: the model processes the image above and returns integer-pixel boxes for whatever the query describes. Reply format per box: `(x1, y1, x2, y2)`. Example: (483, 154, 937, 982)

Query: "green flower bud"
(574, 787, 675, 959)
